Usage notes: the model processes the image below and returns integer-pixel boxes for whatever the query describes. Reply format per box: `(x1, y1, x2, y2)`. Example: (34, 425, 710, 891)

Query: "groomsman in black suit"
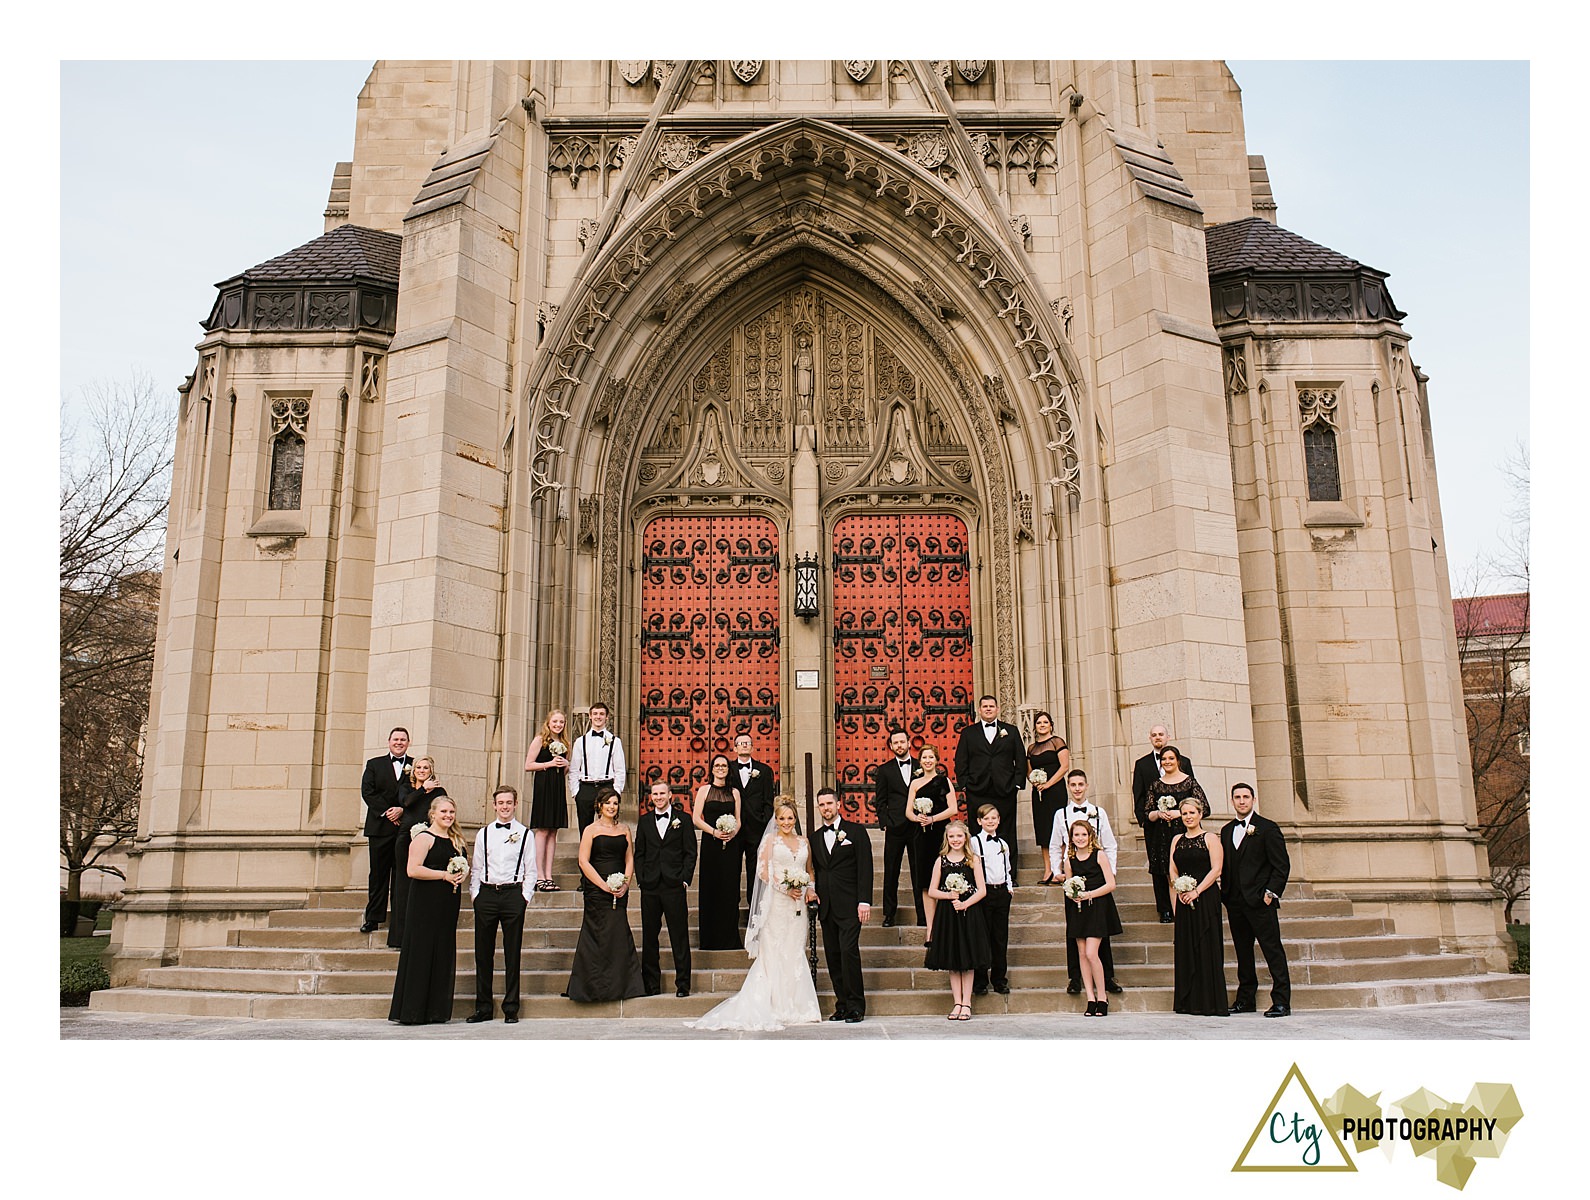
(1131, 724, 1194, 921)
(731, 733, 777, 909)
(360, 727, 412, 933)
(634, 780, 698, 997)
(954, 695, 1027, 873)
(875, 727, 924, 927)
(1221, 782, 1292, 1017)
(808, 787, 874, 1022)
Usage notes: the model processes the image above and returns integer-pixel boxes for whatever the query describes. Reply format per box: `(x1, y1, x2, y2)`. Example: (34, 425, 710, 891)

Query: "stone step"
(91, 971, 1530, 1021)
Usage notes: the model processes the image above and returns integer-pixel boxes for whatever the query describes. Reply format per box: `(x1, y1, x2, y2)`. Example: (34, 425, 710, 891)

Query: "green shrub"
(61, 958, 110, 1005)
(1508, 924, 1530, 974)
(78, 900, 103, 924)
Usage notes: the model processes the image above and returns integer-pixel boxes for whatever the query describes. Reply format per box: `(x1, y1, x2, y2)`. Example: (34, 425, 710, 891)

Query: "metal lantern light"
(793, 553, 821, 621)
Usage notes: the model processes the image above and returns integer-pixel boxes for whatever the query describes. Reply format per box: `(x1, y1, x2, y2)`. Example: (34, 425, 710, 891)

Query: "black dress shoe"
(1263, 1004, 1291, 1018)
(1106, 979, 1124, 994)
(1159, 914, 1174, 923)
(643, 986, 661, 996)
(465, 1012, 492, 1023)
(676, 987, 690, 998)
(1228, 1002, 1256, 1014)
(972, 987, 988, 996)
(881, 918, 895, 928)
(828, 1010, 849, 1021)
(1066, 980, 1082, 995)
(845, 1013, 864, 1023)
(994, 983, 1011, 995)
(359, 922, 379, 934)
(504, 1015, 518, 1024)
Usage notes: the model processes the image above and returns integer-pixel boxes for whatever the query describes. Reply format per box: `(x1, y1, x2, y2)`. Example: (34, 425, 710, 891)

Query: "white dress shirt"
(469, 820, 537, 901)
(972, 832, 1012, 889)
(567, 728, 628, 797)
(1049, 800, 1119, 871)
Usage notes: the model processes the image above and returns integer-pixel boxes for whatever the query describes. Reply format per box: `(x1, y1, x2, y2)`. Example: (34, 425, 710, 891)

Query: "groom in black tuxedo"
(954, 695, 1027, 873)
(875, 727, 923, 927)
(1220, 782, 1292, 1017)
(731, 733, 777, 909)
(360, 727, 411, 933)
(634, 781, 698, 997)
(808, 787, 874, 1022)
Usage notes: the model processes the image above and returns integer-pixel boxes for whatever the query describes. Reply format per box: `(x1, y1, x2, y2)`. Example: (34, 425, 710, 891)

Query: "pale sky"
(58, 59, 1527, 590)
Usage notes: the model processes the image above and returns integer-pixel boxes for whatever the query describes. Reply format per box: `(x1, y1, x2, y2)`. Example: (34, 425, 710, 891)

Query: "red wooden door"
(832, 513, 974, 822)
(638, 515, 780, 812)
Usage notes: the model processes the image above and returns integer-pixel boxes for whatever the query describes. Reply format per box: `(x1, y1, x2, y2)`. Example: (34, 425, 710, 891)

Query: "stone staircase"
(92, 831, 1527, 1020)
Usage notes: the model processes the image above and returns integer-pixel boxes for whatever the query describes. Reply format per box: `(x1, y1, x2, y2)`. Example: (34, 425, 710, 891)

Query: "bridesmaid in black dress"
(1169, 796, 1228, 1016)
(388, 756, 447, 948)
(1061, 818, 1122, 1015)
(692, 755, 743, 951)
(389, 795, 468, 1025)
(924, 820, 991, 1021)
(566, 788, 645, 1002)
(905, 744, 957, 938)
(1139, 747, 1208, 921)
(523, 708, 571, 892)
(1026, 712, 1069, 883)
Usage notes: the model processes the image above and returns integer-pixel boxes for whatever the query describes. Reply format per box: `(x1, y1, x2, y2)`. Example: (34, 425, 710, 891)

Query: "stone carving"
(1255, 283, 1300, 321)
(305, 290, 350, 328)
(740, 301, 786, 453)
(653, 60, 676, 86)
(908, 130, 950, 169)
(1008, 214, 1031, 249)
(591, 376, 625, 428)
(743, 201, 865, 247)
(578, 495, 600, 550)
(548, 136, 600, 188)
(792, 331, 813, 426)
(270, 395, 311, 438)
(616, 135, 640, 165)
(618, 60, 650, 85)
(927, 60, 952, 83)
(1298, 387, 1339, 430)
(982, 374, 1019, 425)
(577, 218, 600, 250)
(254, 291, 297, 330)
(657, 133, 700, 172)
(951, 458, 972, 482)
(1014, 491, 1035, 541)
(537, 301, 560, 328)
(694, 61, 716, 85)
(889, 61, 911, 82)
(731, 60, 763, 83)
(1052, 297, 1073, 341)
(764, 461, 786, 484)
(1309, 282, 1353, 320)
(1005, 133, 1056, 185)
(825, 461, 848, 483)
(911, 278, 961, 322)
(844, 60, 874, 83)
(822, 298, 868, 453)
(359, 352, 383, 403)
(647, 284, 695, 322)
(956, 60, 988, 83)
(1223, 346, 1248, 399)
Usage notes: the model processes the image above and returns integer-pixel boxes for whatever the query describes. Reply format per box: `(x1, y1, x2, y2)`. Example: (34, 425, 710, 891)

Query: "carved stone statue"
(794, 332, 815, 426)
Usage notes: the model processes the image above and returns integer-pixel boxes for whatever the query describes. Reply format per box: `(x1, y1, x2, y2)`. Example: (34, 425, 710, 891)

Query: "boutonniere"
(912, 766, 923, 779)
(402, 763, 413, 776)
(749, 767, 761, 780)
(670, 817, 681, 829)
(601, 731, 613, 746)
(506, 831, 521, 844)
(835, 830, 849, 846)
(995, 728, 1008, 740)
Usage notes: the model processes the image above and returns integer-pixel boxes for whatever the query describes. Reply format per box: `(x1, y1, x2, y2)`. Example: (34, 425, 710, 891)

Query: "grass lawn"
(61, 936, 108, 967)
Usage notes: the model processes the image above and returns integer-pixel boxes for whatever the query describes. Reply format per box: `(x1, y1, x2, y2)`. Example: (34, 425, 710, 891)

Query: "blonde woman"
(389, 795, 468, 1025)
(1062, 819, 1121, 1016)
(389, 755, 447, 949)
(524, 709, 572, 890)
(924, 820, 990, 1020)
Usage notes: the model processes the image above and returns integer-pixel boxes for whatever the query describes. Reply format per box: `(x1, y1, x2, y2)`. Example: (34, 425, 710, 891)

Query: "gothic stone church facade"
(114, 60, 1509, 980)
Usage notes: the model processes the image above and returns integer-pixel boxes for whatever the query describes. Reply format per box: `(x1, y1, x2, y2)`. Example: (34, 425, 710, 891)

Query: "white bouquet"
(778, 867, 811, 896)
(446, 855, 469, 892)
(943, 871, 971, 896)
(547, 739, 568, 758)
(1157, 794, 1180, 813)
(1029, 768, 1048, 786)
(1062, 875, 1087, 901)
(912, 797, 933, 816)
(1173, 874, 1198, 905)
(605, 872, 627, 908)
(715, 814, 739, 846)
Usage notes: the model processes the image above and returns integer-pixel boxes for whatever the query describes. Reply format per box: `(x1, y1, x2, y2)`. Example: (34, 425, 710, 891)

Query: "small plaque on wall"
(796, 670, 819, 690)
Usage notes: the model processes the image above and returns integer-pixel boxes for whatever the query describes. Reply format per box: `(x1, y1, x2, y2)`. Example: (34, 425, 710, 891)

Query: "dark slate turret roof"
(1205, 217, 1367, 275)
(219, 224, 402, 287)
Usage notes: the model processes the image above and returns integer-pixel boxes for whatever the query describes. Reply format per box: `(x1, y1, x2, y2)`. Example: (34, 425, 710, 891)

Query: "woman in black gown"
(924, 820, 991, 1021)
(388, 756, 447, 949)
(904, 744, 957, 937)
(1137, 746, 1208, 921)
(1168, 796, 1228, 1016)
(389, 795, 468, 1025)
(1026, 712, 1069, 883)
(1062, 818, 1122, 1016)
(523, 708, 571, 892)
(566, 787, 645, 1002)
(691, 755, 743, 951)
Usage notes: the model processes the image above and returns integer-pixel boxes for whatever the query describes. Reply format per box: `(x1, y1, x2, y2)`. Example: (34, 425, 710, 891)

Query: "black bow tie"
(656, 811, 671, 819)
(897, 759, 911, 766)
(827, 824, 839, 833)
(495, 822, 511, 829)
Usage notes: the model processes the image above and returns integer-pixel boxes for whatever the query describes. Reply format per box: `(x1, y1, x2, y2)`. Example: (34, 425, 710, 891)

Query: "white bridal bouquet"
(912, 797, 933, 816)
(778, 867, 810, 896)
(1029, 768, 1048, 786)
(606, 872, 627, 907)
(1062, 876, 1087, 901)
(715, 814, 739, 846)
(447, 855, 469, 891)
(1157, 795, 1180, 813)
(1172, 874, 1198, 905)
(547, 739, 567, 758)
(943, 871, 971, 896)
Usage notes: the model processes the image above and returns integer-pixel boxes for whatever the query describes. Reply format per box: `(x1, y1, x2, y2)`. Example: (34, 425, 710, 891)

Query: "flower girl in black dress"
(924, 820, 991, 1021)
(1062, 818, 1122, 1016)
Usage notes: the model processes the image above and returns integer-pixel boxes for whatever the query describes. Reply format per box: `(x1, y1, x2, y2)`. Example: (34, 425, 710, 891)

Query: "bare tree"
(1455, 445, 1529, 924)
(60, 377, 173, 903)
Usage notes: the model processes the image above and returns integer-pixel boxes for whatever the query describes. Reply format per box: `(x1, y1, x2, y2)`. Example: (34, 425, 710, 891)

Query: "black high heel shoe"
(1084, 1000, 1099, 1016)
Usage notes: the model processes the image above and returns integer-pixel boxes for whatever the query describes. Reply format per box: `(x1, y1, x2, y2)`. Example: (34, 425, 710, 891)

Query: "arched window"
(267, 396, 310, 510)
(1299, 387, 1342, 503)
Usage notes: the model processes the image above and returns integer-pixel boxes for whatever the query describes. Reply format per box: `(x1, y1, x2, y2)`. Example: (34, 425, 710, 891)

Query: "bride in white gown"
(688, 800, 821, 1031)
